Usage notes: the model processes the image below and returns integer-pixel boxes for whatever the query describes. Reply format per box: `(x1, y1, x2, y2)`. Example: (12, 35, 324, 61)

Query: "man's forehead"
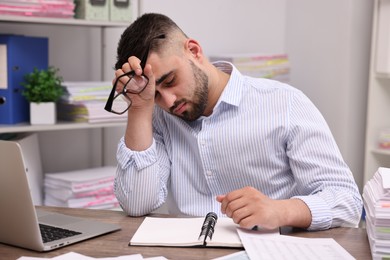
(148, 53, 181, 84)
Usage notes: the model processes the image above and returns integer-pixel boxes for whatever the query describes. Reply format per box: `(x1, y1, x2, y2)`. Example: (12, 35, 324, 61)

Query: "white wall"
(140, 0, 287, 55)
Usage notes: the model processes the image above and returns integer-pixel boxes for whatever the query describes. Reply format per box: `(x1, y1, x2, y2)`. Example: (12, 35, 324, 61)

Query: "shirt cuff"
(292, 195, 332, 231)
(117, 137, 158, 171)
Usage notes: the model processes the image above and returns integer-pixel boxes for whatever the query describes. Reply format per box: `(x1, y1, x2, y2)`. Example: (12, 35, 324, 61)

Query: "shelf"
(371, 148, 390, 156)
(365, 0, 390, 184)
(376, 72, 390, 79)
(0, 15, 128, 27)
(0, 121, 126, 134)
(0, 11, 129, 175)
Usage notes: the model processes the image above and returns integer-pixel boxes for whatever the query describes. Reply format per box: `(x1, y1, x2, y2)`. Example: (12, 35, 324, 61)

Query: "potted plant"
(21, 66, 64, 125)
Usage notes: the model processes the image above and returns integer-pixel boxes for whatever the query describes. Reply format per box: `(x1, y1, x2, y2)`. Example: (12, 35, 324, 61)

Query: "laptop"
(0, 140, 121, 251)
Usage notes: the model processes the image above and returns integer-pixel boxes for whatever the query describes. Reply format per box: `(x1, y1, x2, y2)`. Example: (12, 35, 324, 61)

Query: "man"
(107, 13, 362, 231)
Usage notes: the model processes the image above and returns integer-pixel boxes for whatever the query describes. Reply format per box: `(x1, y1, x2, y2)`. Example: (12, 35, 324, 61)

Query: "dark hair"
(115, 13, 187, 70)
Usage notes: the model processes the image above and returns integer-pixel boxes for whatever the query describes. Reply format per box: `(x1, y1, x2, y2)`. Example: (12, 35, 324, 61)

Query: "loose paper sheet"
(17, 252, 167, 260)
(237, 229, 355, 260)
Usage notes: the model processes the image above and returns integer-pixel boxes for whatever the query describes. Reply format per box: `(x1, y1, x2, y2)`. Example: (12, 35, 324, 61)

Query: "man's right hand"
(113, 56, 156, 110)
(115, 56, 156, 151)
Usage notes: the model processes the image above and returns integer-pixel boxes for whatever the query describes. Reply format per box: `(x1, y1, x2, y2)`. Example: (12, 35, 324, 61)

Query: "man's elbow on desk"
(114, 189, 162, 217)
(118, 200, 161, 217)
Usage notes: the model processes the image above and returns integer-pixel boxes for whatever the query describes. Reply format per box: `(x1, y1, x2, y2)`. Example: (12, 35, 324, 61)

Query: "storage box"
(109, 0, 132, 22)
(74, 0, 109, 21)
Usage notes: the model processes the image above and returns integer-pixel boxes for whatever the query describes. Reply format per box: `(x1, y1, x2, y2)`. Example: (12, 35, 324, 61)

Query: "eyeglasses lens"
(112, 93, 131, 114)
(126, 75, 148, 93)
(111, 75, 148, 114)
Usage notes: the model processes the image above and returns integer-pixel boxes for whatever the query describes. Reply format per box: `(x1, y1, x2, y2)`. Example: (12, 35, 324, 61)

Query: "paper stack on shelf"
(209, 53, 290, 83)
(58, 81, 127, 123)
(363, 167, 390, 260)
(0, 0, 75, 18)
(44, 166, 119, 210)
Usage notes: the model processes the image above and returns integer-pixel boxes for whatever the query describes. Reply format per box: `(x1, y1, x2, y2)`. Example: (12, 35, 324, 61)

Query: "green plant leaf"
(21, 66, 64, 103)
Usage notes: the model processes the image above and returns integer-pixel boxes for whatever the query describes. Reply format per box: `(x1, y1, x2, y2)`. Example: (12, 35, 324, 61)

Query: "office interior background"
(0, 0, 376, 193)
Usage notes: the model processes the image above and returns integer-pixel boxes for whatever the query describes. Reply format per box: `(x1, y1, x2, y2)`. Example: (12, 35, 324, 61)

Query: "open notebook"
(130, 213, 280, 248)
(0, 140, 121, 251)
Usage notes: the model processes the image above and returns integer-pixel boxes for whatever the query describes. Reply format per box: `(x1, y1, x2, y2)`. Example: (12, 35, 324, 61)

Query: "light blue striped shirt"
(114, 62, 362, 230)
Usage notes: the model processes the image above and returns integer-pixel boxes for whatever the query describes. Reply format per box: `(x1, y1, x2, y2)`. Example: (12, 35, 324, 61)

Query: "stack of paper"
(209, 53, 290, 83)
(0, 0, 75, 18)
(363, 167, 390, 259)
(18, 251, 168, 260)
(44, 166, 119, 210)
(58, 81, 127, 123)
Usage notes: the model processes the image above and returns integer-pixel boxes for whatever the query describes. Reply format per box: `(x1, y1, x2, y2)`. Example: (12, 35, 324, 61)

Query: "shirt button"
(206, 170, 213, 176)
(200, 140, 206, 146)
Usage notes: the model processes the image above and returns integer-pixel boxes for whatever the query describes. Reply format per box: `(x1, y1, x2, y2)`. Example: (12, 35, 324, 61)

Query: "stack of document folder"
(58, 81, 127, 123)
(363, 167, 390, 259)
(0, 0, 75, 18)
(44, 166, 119, 210)
(209, 53, 290, 83)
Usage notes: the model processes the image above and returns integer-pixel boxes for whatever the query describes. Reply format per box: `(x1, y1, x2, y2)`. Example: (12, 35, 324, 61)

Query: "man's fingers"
(127, 56, 143, 75)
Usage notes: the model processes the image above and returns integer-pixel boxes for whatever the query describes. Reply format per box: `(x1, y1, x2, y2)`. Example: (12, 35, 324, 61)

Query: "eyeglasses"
(105, 34, 165, 115)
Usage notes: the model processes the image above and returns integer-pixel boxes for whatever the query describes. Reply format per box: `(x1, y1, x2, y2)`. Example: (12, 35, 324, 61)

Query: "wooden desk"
(0, 206, 371, 260)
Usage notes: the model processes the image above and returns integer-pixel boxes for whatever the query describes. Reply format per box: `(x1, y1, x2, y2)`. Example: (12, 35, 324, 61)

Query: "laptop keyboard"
(39, 224, 82, 243)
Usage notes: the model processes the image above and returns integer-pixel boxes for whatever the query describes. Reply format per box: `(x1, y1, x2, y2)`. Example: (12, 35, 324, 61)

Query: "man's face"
(151, 54, 209, 121)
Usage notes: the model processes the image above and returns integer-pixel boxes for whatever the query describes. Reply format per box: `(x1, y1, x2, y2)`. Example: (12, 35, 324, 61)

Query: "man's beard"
(171, 60, 209, 121)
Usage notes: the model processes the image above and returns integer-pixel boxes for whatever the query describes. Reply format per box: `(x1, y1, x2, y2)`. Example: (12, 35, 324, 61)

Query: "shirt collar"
(213, 61, 244, 108)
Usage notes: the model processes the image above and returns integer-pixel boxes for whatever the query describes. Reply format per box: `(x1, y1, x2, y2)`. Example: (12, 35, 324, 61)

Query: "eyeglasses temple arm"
(140, 34, 165, 69)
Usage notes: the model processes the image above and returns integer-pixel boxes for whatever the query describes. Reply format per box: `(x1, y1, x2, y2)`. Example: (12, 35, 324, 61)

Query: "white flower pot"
(30, 102, 57, 125)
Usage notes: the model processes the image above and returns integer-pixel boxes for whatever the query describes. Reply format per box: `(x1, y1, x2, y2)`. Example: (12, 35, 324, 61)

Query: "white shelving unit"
(0, 121, 126, 134)
(0, 15, 129, 174)
(0, 15, 128, 26)
(364, 0, 390, 184)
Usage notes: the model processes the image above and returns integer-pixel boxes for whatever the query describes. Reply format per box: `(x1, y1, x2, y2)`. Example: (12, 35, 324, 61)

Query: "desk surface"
(0, 206, 371, 260)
